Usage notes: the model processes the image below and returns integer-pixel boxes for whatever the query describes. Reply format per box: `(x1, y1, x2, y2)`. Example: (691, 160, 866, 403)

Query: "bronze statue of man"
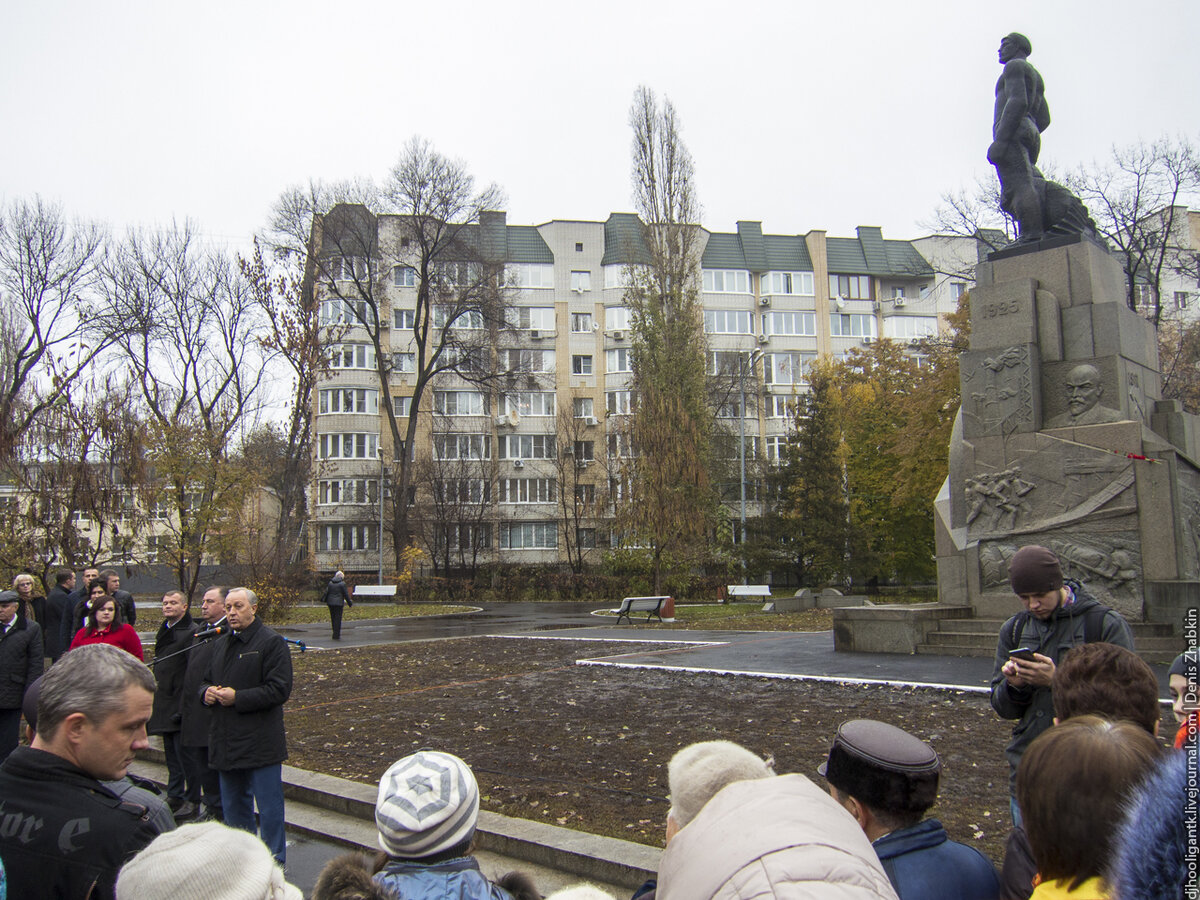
(988, 33, 1051, 243)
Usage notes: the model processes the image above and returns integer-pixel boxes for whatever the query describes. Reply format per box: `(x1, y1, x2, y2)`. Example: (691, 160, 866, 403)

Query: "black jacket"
(179, 616, 226, 748)
(113, 588, 137, 626)
(0, 614, 43, 709)
(322, 575, 352, 607)
(0, 746, 165, 900)
(148, 612, 198, 735)
(201, 617, 292, 770)
(62, 587, 89, 650)
(43, 585, 73, 659)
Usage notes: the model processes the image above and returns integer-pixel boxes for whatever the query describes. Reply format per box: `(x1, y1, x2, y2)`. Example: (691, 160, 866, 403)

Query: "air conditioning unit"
(495, 416, 509, 427)
(611, 330, 625, 341)
(894, 297, 907, 307)
(585, 416, 599, 426)
(529, 329, 542, 340)
(572, 286, 586, 294)
(909, 337, 922, 346)
(759, 296, 771, 307)
(578, 460, 590, 470)
(758, 334, 769, 345)
(862, 336, 875, 345)
(512, 458, 525, 469)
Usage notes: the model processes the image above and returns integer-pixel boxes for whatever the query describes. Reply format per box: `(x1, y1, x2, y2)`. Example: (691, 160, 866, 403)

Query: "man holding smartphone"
(989, 544, 1134, 826)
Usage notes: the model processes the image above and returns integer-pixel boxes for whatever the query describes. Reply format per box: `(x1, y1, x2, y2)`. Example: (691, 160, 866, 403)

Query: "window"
(329, 343, 376, 370)
(328, 257, 368, 282)
(1175, 291, 1190, 310)
(319, 388, 379, 415)
(707, 350, 754, 377)
(829, 274, 871, 300)
(439, 522, 492, 552)
(577, 527, 596, 549)
(883, 316, 938, 341)
(508, 307, 556, 331)
(573, 397, 594, 418)
(762, 311, 817, 336)
(573, 440, 595, 461)
(320, 298, 375, 327)
(317, 524, 378, 552)
(703, 270, 750, 293)
(433, 433, 491, 460)
(607, 432, 634, 458)
(393, 266, 416, 288)
(146, 535, 172, 565)
(501, 349, 555, 373)
(950, 282, 967, 301)
(393, 352, 416, 373)
(604, 266, 632, 289)
(606, 348, 632, 373)
(765, 436, 789, 463)
(575, 483, 596, 505)
(508, 264, 554, 288)
(318, 479, 379, 505)
(714, 434, 759, 460)
(393, 396, 412, 417)
(764, 351, 816, 385)
(570, 271, 592, 292)
(434, 479, 489, 504)
(394, 308, 415, 329)
(500, 522, 558, 550)
(606, 391, 634, 415)
(766, 394, 797, 418)
(703, 309, 753, 334)
(717, 396, 753, 419)
(761, 271, 814, 295)
(501, 392, 555, 416)
(605, 307, 630, 331)
(432, 307, 485, 330)
(434, 391, 487, 416)
(442, 346, 486, 373)
(575, 242, 584, 252)
(432, 261, 480, 287)
(830, 314, 878, 338)
(570, 312, 594, 333)
(499, 434, 556, 460)
(572, 355, 593, 375)
(892, 286, 908, 299)
(499, 478, 557, 503)
(318, 433, 378, 459)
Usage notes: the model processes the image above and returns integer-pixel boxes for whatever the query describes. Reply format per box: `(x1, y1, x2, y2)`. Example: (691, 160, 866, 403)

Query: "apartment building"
(311, 209, 983, 574)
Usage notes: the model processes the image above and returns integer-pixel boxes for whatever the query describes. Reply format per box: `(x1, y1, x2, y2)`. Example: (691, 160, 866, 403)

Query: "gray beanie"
(667, 740, 775, 828)
(376, 750, 479, 858)
(116, 822, 301, 900)
(1170, 651, 1198, 681)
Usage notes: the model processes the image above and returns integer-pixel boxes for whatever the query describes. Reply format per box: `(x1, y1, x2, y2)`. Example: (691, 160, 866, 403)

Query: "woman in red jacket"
(68, 595, 143, 660)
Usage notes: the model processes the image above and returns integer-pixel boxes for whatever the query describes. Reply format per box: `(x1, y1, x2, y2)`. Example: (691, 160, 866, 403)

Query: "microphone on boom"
(192, 624, 229, 640)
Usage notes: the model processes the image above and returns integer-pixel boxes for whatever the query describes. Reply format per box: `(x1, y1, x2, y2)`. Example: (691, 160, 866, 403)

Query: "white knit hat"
(376, 750, 480, 858)
(546, 885, 618, 900)
(116, 822, 302, 900)
(667, 740, 775, 828)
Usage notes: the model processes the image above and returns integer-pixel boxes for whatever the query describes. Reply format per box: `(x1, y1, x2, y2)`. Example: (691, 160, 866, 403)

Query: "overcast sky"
(3, 0, 1197, 250)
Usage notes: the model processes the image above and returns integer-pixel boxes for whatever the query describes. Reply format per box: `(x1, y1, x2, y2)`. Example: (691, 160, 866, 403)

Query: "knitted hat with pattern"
(376, 750, 480, 858)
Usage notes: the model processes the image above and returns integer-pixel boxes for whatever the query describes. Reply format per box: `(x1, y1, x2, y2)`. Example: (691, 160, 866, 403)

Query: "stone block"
(793, 588, 815, 610)
(1144, 581, 1200, 632)
(936, 553, 968, 604)
(961, 344, 1039, 438)
(1136, 454, 1178, 582)
(969, 279, 1038, 350)
(1035, 289, 1063, 362)
(987, 239, 1126, 307)
(1116, 359, 1157, 425)
(1092, 303, 1159, 370)
(1060, 306, 1094, 359)
(773, 593, 802, 612)
(1041, 358, 1122, 427)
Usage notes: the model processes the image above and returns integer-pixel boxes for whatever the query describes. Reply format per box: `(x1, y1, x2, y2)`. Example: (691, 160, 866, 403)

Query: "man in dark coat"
(99, 568, 137, 626)
(201, 586, 292, 864)
(0, 643, 166, 900)
(321, 570, 352, 640)
(62, 566, 100, 651)
(43, 568, 75, 662)
(148, 589, 199, 820)
(179, 585, 228, 821)
(0, 589, 43, 760)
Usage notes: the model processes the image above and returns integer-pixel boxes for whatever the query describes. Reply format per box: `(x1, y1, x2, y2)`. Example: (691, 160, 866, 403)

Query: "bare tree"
(0, 197, 114, 460)
(103, 224, 271, 598)
(1067, 136, 1200, 324)
(552, 405, 601, 574)
(310, 137, 509, 568)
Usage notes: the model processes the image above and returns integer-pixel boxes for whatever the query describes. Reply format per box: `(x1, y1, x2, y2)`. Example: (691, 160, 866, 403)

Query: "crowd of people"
(0, 546, 1192, 899)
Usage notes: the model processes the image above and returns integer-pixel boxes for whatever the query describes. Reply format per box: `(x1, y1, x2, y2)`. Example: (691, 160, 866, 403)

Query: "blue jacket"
(374, 856, 513, 900)
(873, 819, 1000, 900)
(1111, 750, 1191, 900)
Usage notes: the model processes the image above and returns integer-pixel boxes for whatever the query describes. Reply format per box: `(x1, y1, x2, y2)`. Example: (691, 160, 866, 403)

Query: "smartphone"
(1008, 648, 1038, 662)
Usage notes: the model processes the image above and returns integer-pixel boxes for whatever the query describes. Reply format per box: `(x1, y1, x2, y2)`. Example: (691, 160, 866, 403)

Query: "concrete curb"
(138, 747, 659, 890)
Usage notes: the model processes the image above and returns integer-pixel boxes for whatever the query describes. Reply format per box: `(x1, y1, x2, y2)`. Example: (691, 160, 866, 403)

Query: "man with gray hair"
(0, 644, 167, 899)
(201, 586, 293, 865)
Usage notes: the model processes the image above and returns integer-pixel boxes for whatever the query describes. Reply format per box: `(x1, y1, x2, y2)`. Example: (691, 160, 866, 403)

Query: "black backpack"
(1004, 603, 1110, 650)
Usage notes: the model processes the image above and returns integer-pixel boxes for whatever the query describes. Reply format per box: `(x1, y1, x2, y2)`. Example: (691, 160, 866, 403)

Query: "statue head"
(999, 32, 1032, 63)
(1064, 365, 1104, 418)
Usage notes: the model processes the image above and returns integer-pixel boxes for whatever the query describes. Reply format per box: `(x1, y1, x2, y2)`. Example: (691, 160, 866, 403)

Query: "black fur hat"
(819, 719, 940, 815)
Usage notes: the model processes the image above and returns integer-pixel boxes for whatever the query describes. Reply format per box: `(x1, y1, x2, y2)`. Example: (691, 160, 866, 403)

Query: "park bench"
(726, 584, 771, 600)
(615, 596, 671, 625)
(352, 584, 397, 599)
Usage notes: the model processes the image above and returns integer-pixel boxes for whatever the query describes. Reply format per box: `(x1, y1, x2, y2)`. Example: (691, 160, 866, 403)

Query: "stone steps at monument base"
(919, 628, 1183, 664)
(934, 618, 1176, 637)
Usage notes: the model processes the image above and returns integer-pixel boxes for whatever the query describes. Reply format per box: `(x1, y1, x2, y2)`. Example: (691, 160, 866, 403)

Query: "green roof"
(601, 213, 652, 266)
(506, 226, 554, 264)
(701, 223, 813, 272)
(827, 227, 932, 277)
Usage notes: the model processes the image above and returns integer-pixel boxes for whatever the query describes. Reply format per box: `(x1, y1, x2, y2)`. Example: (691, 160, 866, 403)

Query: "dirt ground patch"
(285, 636, 1172, 868)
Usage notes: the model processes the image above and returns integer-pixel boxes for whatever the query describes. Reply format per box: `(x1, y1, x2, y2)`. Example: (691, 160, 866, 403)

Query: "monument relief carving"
(963, 345, 1035, 436)
(1044, 364, 1125, 427)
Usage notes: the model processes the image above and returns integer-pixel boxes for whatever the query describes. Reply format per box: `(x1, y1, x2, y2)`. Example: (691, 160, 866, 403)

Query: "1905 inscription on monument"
(969, 278, 1038, 350)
